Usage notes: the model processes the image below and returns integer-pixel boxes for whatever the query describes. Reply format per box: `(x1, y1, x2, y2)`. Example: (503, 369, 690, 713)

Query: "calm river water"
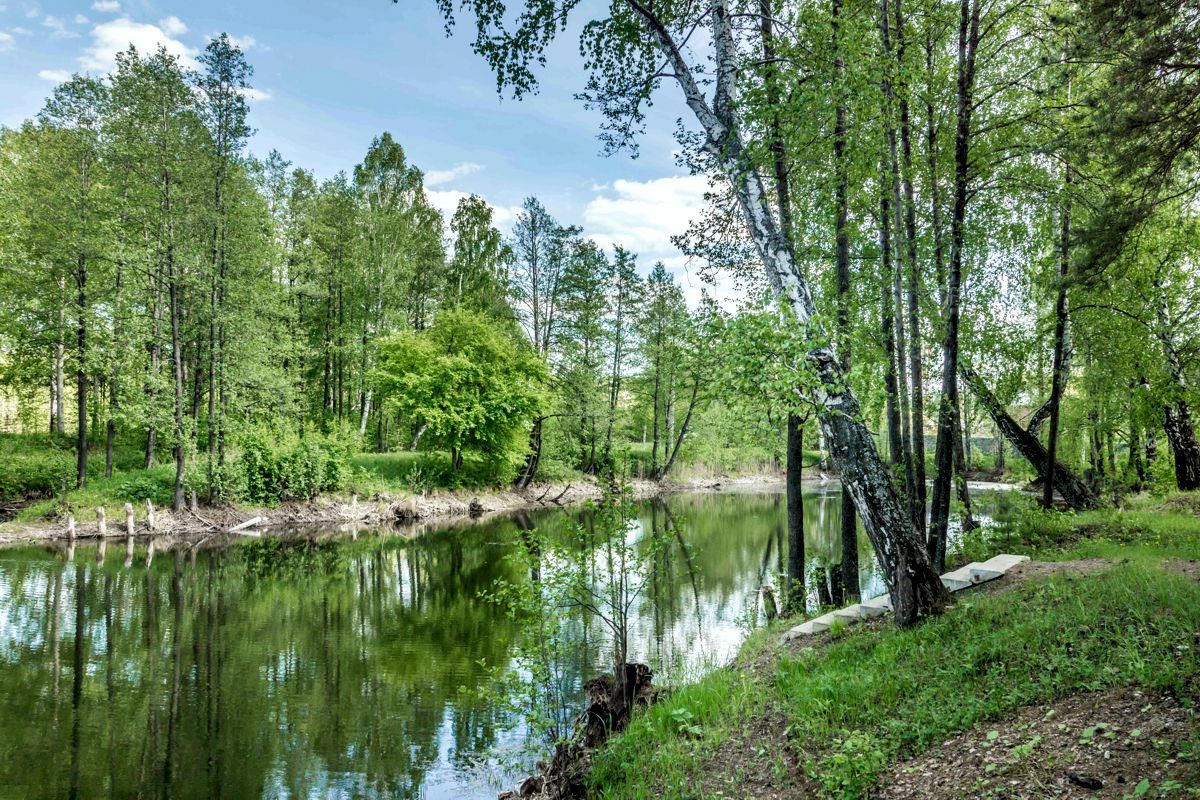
(0, 484, 1015, 799)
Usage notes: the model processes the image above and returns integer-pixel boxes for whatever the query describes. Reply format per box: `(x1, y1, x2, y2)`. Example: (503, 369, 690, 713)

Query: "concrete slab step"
(777, 555, 1027, 642)
(941, 570, 974, 591)
(862, 594, 892, 611)
(976, 554, 1029, 573)
(857, 601, 888, 618)
(804, 613, 839, 633)
(967, 566, 1003, 582)
(832, 604, 867, 621)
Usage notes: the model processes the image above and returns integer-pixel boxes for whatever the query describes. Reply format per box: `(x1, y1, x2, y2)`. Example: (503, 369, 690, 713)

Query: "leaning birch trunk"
(960, 365, 1098, 509)
(633, 0, 950, 625)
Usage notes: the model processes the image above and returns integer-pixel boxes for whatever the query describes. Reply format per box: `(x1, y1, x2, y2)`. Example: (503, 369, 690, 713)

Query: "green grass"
(588, 494, 1200, 799)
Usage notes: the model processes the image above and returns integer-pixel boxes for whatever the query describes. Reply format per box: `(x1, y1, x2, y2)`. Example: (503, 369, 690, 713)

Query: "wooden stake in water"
(66, 514, 76, 562)
(145, 538, 156, 569)
(124, 503, 135, 568)
(145, 499, 155, 532)
(96, 507, 107, 563)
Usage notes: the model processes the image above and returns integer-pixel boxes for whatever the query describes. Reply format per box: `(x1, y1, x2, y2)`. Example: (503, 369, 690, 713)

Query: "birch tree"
(430, 0, 950, 623)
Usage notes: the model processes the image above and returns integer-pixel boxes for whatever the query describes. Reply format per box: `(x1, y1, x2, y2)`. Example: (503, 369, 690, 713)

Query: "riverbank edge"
(578, 495, 1200, 800)
(0, 472, 791, 547)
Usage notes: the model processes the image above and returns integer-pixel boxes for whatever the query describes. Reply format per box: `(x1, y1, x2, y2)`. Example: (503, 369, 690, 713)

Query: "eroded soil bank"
(0, 473, 789, 547)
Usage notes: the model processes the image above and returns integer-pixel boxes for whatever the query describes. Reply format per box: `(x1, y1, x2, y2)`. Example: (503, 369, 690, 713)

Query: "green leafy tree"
(373, 309, 548, 473)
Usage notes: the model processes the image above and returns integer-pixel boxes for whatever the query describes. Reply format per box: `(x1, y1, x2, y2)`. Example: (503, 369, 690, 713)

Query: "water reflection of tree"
(0, 490, 1008, 799)
(0, 529, 528, 799)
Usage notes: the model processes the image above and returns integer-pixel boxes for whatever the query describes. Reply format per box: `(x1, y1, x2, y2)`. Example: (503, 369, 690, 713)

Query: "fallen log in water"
(229, 516, 262, 533)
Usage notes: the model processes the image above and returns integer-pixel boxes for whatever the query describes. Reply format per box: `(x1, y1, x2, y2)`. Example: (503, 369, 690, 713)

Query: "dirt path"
(875, 686, 1199, 799)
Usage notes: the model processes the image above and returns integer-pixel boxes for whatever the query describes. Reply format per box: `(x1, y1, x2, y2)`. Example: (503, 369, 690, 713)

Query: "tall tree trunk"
(994, 422, 1006, 473)
(167, 182, 186, 512)
(658, 378, 699, 480)
(1146, 425, 1158, 479)
(1151, 279, 1200, 491)
(925, 34, 948, 309)
(635, 0, 949, 625)
(208, 268, 218, 498)
(1128, 401, 1145, 486)
(881, 0, 917, 517)
(832, 0, 860, 601)
(359, 389, 372, 436)
(895, 0, 927, 535)
(76, 253, 88, 488)
(880, 189, 904, 466)
(650, 352, 661, 477)
(785, 415, 806, 613)
(603, 285, 625, 467)
(514, 418, 544, 489)
(953, 403, 977, 533)
(930, 0, 981, 568)
(145, 269, 163, 469)
(761, 0, 817, 606)
(105, 263, 123, 479)
(54, 285, 66, 436)
(1163, 404, 1200, 491)
(1043, 163, 1073, 507)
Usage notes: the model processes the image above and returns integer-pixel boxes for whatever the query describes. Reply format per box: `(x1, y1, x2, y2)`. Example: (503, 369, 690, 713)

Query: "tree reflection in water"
(0, 487, 1009, 799)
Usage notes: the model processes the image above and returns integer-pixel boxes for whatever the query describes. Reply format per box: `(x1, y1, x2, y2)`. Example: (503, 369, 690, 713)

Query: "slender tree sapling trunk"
(881, 0, 917, 518)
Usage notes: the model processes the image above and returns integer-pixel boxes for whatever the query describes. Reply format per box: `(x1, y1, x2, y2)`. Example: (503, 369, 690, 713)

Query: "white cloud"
(583, 174, 724, 307)
(583, 175, 709, 257)
(158, 15, 185, 36)
(239, 86, 271, 102)
(74, 13, 88, 25)
(91, 0, 120, 12)
(80, 16, 198, 72)
(0, 31, 13, 51)
(38, 68, 71, 81)
(11, 26, 32, 35)
(25, 7, 39, 19)
(42, 14, 78, 39)
(427, 188, 521, 234)
(425, 161, 484, 188)
(227, 33, 256, 50)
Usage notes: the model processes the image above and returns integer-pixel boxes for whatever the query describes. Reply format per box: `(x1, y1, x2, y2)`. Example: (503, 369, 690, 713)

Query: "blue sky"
(0, 0, 717, 300)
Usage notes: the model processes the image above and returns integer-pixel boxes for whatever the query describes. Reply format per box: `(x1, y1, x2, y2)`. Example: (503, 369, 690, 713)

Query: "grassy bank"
(0, 432, 796, 531)
(588, 494, 1200, 799)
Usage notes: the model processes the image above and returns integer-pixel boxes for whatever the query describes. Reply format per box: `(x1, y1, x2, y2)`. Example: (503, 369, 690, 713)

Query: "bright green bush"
(0, 449, 74, 499)
(237, 428, 350, 504)
(118, 471, 175, 505)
